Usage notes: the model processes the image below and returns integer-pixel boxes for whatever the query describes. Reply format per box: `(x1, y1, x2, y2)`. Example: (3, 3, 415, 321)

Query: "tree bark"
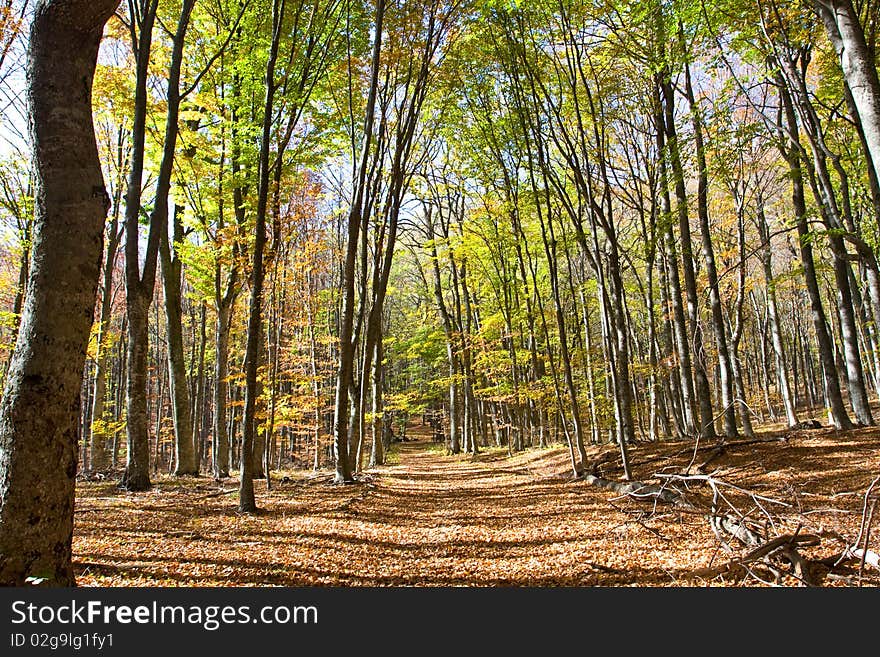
(334, 0, 385, 483)
(684, 58, 738, 439)
(161, 204, 196, 475)
(777, 71, 853, 430)
(121, 0, 160, 491)
(0, 0, 118, 586)
(662, 77, 716, 438)
(816, 0, 880, 183)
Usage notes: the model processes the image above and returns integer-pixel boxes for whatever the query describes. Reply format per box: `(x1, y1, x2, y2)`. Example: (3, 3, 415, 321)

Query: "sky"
(0, 0, 32, 159)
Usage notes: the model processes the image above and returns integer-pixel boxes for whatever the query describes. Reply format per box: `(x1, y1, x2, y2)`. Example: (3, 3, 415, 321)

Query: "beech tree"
(0, 0, 118, 586)
(119, 0, 160, 491)
(815, 0, 880, 182)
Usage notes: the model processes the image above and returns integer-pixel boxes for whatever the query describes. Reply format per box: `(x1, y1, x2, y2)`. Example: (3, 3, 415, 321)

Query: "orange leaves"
(72, 426, 880, 587)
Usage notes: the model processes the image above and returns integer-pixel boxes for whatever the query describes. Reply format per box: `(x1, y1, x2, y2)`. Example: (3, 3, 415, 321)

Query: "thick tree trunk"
(0, 0, 118, 586)
(121, 292, 152, 490)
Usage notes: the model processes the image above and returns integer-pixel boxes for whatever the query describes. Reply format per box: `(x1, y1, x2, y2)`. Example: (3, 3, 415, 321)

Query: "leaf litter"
(74, 424, 880, 587)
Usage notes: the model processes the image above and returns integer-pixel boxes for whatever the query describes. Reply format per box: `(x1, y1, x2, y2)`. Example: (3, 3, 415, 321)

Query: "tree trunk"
(816, 0, 880, 183)
(213, 300, 232, 477)
(684, 58, 738, 439)
(662, 77, 716, 438)
(369, 336, 385, 467)
(655, 80, 696, 436)
(161, 204, 196, 475)
(0, 0, 118, 586)
(89, 208, 121, 471)
(121, 293, 153, 490)
(192, 300, 207, 473)
(729, 191, 756, 437)
(777, 72, 853, 430)
(240, 0, 286, 512)
(120, 0, 160, 491)
(757, 204, 799, 427)
(334, 0, 385, 483)
(781, 49, 875, 425)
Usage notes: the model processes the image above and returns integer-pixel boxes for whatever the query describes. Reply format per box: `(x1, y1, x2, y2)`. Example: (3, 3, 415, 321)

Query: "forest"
(0, 0, 879, 588)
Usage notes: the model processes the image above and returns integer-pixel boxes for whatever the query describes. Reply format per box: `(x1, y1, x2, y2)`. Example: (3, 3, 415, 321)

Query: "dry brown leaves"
(73, 424, 880, 587)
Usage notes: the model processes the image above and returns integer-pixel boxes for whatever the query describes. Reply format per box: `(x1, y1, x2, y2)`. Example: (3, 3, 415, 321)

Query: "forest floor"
(73, 422, 880, 587)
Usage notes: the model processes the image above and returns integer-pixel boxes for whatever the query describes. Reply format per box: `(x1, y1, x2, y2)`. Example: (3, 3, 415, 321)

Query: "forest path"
(71, 428, 880, 586)
(74, 436, 717, 586)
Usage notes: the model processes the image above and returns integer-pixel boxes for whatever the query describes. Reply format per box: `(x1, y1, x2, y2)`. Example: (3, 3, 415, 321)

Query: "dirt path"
(73, 430, 880, 586)
(73, 440, 699, 586)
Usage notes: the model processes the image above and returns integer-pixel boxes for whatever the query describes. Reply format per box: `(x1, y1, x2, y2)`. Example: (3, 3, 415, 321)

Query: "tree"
(119, 0, 160, 491)
(776, 65, 854, 430)
(238, 0, 287, 512)
(158, 1, 197, 477)
(333, 0, 385, 484)
(239, 0, 343, 508)
(815, 0, 880, 183)
(0, 0, 119, 586)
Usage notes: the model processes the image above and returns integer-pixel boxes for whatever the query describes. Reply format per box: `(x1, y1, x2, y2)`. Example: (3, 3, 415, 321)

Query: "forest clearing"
(73, 421, 880, 587)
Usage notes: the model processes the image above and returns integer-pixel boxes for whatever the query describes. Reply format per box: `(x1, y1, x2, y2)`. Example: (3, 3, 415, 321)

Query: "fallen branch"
(656, 472, 792, 508)
(778, 527, 820, 587)
(615, 436, 788, 475)
(854, 477, 880, 582)
(582, 474, 691, 508)
(687, 533, 820, 582)
(839, 546, 880, 570)
(711, 513, 762, 547)
(199, 488, 238, 499)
